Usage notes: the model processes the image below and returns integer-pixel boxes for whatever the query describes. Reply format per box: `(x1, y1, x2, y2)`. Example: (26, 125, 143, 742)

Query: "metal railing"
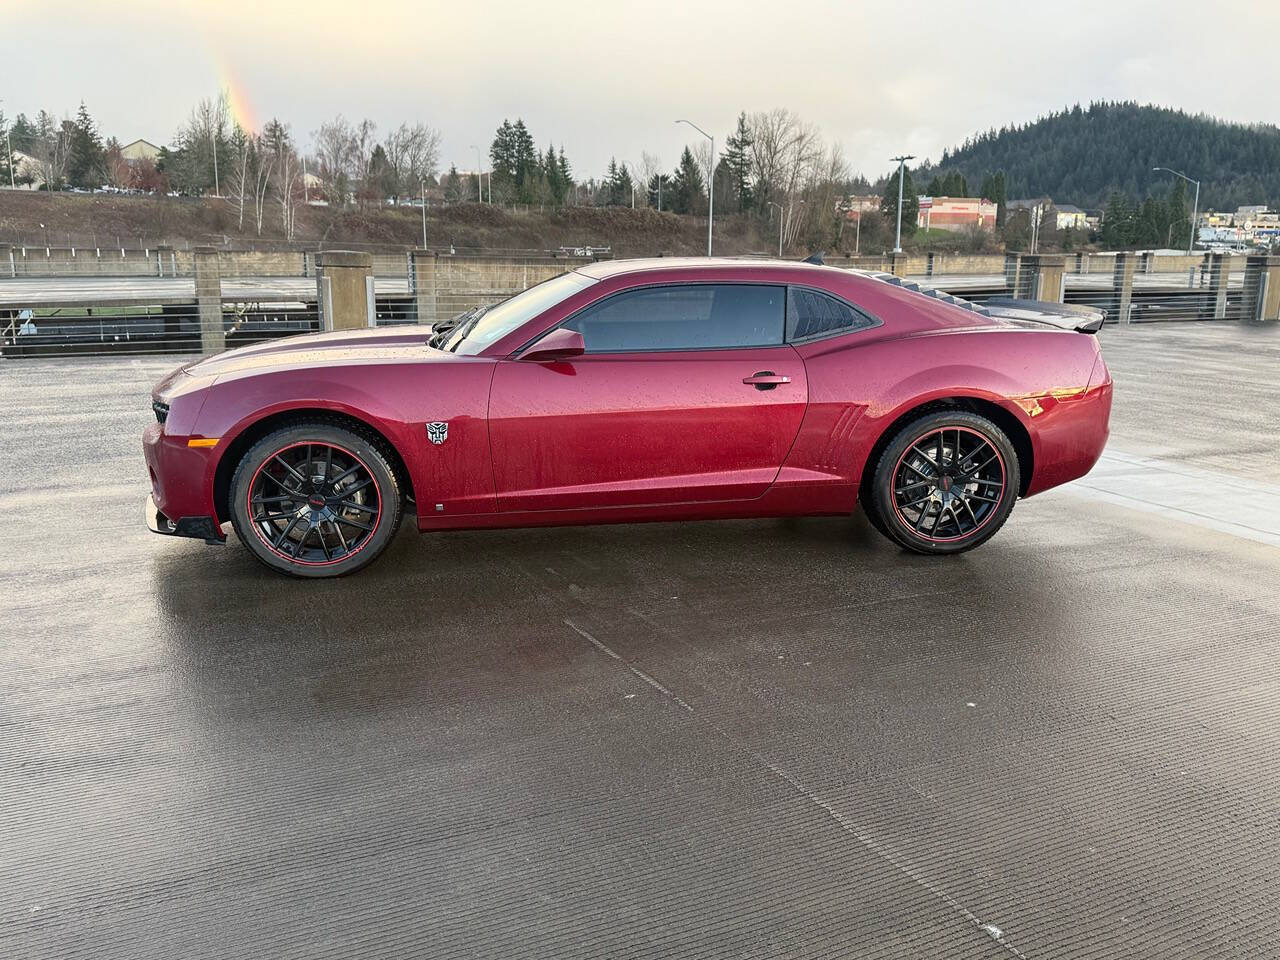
(2, 251, 1275, 358)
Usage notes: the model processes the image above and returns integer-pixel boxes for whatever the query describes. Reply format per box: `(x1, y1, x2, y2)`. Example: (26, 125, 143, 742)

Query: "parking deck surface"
(3, 322, 1279, 958)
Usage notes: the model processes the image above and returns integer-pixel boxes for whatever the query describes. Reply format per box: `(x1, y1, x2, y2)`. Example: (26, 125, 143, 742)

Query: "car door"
(487, 282, 808, 512)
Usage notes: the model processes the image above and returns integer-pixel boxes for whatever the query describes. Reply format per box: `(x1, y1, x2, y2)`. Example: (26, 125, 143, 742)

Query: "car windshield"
(446, 271, 598, 355)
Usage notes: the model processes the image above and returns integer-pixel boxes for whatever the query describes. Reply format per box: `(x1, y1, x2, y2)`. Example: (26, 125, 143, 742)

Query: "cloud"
(6, 0, 1280, 180)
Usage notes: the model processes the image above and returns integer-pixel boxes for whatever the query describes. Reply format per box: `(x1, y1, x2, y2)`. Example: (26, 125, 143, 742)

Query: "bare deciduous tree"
(312, 115, 356, 206)
(382, 122, 442, 199)
(251, 134, 272, 236)
(225, 130, 254, 230)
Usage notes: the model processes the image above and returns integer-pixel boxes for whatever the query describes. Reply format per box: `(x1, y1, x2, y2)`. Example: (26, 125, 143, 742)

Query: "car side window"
(787, 287, 877, 341)
(562, 284, 785, 353)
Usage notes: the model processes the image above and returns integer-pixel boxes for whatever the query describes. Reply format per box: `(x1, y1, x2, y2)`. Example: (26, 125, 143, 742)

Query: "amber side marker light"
(187, 438, 220, 448)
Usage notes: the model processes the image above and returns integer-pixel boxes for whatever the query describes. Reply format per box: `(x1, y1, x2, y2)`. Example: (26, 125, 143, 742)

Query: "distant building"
(840, 194, 880, 219)
(916, 196, 998, 231)
(1005, 198, 1049, 217)
(1052, 204, 1087, 231)
(1235, 204, 1268, 221)
(120, 139, 161, 163)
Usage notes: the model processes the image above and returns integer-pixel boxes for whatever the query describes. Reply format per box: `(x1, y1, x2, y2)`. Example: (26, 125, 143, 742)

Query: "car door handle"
(743, 371, 791, 390)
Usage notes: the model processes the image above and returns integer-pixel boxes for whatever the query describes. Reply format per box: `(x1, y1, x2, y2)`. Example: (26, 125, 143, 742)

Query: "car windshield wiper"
(427, 305, 487, 349)
(444, 303, 492, 352)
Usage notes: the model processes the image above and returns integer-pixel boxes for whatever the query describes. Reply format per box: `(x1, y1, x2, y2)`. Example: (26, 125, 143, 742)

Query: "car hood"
(181, 325, 452, 379)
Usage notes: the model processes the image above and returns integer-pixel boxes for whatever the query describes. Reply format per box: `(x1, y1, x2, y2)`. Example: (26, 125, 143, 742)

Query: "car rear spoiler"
(982, 297, 1107, 334)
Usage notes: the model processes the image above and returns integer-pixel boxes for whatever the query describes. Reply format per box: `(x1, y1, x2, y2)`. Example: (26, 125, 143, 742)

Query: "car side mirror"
(521, 327, 585, 361)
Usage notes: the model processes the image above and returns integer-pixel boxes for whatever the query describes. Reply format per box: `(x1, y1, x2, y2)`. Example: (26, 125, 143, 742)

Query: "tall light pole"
(470, 145, 484, 203)
(1153, 166, 1200, 255)
(676, 119, 714, 256)
(1, 97, 14, 190)
(768, 201, 784, 256)
(420, 179, 428, 248)
(890, 155, 915, 253)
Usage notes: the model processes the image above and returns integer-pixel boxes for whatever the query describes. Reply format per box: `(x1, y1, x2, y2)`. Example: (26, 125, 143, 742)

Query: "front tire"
(865, 410, 1019, 555)
(229, 422, 403, 578)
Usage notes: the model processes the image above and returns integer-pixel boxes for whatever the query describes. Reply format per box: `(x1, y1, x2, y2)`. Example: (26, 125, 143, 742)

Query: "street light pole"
(768, 201, 784, 256)
(470, 145, 483, 203)
(1153, 166, 1201, 255)
(420, 179, 427, 248)
(676, 120, 714, 256)
(1, 98, 16, 190)
(890, 154, 915, 254)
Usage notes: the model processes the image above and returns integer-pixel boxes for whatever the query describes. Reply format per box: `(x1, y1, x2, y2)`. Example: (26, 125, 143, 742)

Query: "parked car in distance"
(143, 258, 1112, 577)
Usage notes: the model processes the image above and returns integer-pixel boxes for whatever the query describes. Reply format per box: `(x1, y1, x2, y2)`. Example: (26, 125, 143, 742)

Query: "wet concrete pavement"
(2, 322, 1279, 958)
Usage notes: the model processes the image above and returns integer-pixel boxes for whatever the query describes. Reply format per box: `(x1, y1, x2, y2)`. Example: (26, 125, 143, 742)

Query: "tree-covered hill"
(935, 102, 1280, 212)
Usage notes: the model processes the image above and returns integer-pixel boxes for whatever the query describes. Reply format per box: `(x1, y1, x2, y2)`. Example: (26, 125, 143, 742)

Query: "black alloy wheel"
(229, 422, 402, 577)
(866, 410, 1019, 555)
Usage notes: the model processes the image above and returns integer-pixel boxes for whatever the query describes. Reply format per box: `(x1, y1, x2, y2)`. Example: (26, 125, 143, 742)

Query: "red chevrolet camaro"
(143, 258, 1112, 577)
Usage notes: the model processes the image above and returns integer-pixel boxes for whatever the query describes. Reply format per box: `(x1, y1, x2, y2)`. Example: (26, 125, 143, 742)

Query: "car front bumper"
(145, 493, 225, 544)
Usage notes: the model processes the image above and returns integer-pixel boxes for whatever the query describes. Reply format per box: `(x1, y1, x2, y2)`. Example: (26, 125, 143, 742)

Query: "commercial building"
(120, 139, 162, 163)
(916, 196, 998, 231)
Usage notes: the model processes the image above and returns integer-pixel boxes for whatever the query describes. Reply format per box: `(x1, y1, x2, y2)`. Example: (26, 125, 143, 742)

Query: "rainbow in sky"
(216, 56, 257, 134)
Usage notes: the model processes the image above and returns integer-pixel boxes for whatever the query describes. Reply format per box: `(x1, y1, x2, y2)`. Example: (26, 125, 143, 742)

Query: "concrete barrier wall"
(417, 254, 596, 322)
(173, 250, 309, 279)
(9, 247, 161, 277)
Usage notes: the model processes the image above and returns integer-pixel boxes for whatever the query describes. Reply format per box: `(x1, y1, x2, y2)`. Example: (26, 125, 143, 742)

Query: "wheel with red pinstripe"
(229, 422, 402, 577)
(867, 411, 1019, 555)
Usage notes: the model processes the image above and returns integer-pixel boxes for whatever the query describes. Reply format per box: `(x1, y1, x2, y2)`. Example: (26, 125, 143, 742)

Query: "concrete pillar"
(925, 251, 936, 277)
(1110, 252, 1136, 324)
(316, 251, 375, 331)
(1018, 254, 1067, 302)
(192, 246, 225, 355)
(156, 245, 172, 277)
(889, 252, 909, 277)
(410, 249, 439, 324)
(1206, 253, 1232, 320)
(1003, 252, 1024, 296)
(1139, 251, 1154, 274)
(0, 243, 13, 279)
(1242, 255, 1280, 323)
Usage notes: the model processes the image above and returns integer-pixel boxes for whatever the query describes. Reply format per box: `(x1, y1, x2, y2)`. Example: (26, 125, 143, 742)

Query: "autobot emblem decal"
(426, 421, 449, 445)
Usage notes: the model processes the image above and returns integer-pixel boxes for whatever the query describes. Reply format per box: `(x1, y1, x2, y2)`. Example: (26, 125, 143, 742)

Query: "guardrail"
(2, 249, 1277, 358)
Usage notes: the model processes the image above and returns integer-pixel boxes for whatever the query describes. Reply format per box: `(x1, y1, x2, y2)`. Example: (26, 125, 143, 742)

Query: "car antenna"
(802, 251, 825, 265)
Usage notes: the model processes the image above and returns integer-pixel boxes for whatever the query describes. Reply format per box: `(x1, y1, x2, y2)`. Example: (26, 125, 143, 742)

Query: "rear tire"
(867, 410, 1019, 555)
(229, 422, 403, 578)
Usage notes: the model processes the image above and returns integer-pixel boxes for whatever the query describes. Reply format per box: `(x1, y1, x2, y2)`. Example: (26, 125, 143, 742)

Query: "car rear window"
(563, 283, 785, 352)
(787, 287, 877, 341)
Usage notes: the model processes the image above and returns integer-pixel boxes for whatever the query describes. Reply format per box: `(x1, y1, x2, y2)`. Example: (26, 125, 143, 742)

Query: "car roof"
(573, 257, 836, 281)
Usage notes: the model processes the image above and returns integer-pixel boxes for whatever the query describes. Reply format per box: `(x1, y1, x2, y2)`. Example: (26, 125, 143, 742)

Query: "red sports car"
(143, 258, 1112, 577)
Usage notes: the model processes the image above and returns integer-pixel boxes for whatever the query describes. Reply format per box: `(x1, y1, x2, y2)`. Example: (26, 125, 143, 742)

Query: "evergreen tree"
(979, 171, 1007, 226)
(557, 146, 573, 197)
(880, 164, 918, 238)
(941, 170, 967, 197)
(511, 119, 538, 202)
(1101, 193, 1134, 248)
(603, 159, 633, 206)
(1165, 180, 1190, 248)
(544, 143, 566, 205)
(925, 176, 943, 196)
(490, 119, 517, 200)
(8, 113, 36, 153)
(721, 112, 754, 212)
(443, 164, 463, 203)
(366, 143, 396, 200)
(668, 147, 705, 215)
(67, 101, 104, 188)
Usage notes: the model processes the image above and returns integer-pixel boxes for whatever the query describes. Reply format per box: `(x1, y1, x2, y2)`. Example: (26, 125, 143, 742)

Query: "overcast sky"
(5, 0, 1278, 181)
